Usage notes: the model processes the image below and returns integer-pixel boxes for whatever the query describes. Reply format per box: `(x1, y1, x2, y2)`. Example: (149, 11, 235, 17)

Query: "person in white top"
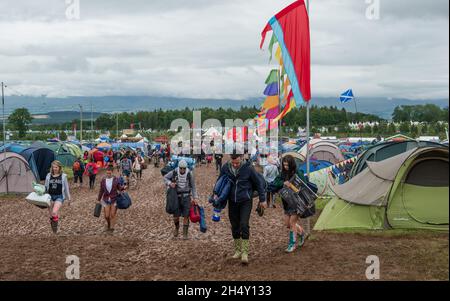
(132, 154, 145, 180)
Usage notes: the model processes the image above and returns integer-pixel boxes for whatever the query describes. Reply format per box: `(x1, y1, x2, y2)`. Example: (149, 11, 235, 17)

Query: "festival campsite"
(0, 0, 448, 282)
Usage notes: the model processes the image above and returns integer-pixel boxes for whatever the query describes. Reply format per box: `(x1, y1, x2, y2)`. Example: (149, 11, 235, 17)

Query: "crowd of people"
(39, 143, 314, 266)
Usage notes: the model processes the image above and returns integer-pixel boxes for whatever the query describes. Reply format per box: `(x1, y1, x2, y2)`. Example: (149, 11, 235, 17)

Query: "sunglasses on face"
(179, 167, 186, 170)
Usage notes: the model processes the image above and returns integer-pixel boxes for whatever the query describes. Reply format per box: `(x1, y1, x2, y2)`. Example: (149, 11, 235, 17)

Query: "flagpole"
(278, 68, 282, 143)
(353, 96, 362, 141)
(1, 82, 5, 158)
(306, 0, 311, 179)
(305, 0, 312, 237)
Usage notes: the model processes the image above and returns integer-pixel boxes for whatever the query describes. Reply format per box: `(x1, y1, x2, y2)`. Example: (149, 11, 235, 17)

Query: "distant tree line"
(2, 104, 448, 141)
(392, 104, 448, 123)
(90, 106, 382, 132)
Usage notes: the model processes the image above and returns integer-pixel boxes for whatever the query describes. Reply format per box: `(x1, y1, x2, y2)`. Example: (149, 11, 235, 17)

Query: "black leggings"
(228, 200, 253, 240)
(74, 172, 83, 184)
(135, 170, 142, 179)
(215, 159, 222, 171)
(89, 174, 96, 189)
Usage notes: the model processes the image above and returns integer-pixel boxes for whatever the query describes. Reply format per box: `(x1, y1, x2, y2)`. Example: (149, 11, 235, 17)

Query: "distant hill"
(5, 95, 449, 123)
(31, 111, 103, 125)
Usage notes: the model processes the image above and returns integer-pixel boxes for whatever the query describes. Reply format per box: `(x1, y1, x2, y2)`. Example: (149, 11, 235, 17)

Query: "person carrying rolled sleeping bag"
(208, 174, 232, 210)
(218, 151, 267, 265)
(163, 160, 199, 240)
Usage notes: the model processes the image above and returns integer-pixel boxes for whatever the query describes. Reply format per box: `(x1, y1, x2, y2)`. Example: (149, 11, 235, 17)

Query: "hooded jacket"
(219, 161, 266, 204)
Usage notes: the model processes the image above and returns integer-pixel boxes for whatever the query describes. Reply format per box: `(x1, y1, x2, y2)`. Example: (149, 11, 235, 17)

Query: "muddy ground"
(0, 162, 448, 281)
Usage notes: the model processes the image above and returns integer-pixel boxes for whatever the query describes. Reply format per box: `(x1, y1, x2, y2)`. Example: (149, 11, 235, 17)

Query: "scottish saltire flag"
(340, 89, 354, 103)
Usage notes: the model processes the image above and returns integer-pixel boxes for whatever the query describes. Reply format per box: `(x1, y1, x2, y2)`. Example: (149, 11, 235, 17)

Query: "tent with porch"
(349, 140, 445, 178)
(314, 147, 449, 231)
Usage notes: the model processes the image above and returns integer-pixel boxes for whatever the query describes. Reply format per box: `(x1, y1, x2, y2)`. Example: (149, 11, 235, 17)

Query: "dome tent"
(314, 147, 449, 231)
(1, 143, 54, 181)
(349, 140, 445, 178)
(0, 152, 37, 194)
(298, 141, 345, 165)
(20, 147, 55, 181)
(45, 142, 77, 167)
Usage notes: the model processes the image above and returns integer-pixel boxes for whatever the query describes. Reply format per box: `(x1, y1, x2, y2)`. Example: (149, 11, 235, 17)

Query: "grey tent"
(0, 152, 37, 194)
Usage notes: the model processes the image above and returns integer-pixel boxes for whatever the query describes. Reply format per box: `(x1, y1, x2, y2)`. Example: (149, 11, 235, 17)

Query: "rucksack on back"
(87, 164, 95, 175)
(73, 161, 81, 171)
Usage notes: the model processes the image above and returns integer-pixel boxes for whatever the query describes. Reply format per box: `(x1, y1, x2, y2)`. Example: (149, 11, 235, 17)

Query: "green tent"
(349, 140, 445, 178)
(314, 147, 449, 231)
(45, 142, 77, 167)
(64, 142, 83, 159)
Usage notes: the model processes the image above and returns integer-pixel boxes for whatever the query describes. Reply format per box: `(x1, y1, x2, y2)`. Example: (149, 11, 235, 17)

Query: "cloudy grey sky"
(0, 0, 448, 100)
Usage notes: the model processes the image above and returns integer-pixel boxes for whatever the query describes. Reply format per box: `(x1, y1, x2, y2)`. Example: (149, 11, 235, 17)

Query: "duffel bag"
(116, 192, 132, 210)
(189, 204, 201, 224)
(166, 187, 179, 214)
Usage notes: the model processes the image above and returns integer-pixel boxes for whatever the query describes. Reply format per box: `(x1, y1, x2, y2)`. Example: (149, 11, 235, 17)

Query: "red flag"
(260, 0, 311, 103)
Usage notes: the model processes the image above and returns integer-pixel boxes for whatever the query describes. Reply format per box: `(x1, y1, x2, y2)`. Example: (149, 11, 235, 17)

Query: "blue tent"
(0, 143, 26, 154)
(20, 147, 55, 181)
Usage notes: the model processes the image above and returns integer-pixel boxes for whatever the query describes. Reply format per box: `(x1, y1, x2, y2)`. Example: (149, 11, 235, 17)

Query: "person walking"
(120, 155, 133, 185)
(85, 158, 99, 190)
(97, 166, 125, 233)
(45, 160, 71, 233)
(163, 160, 199, 240)
(72, 157, 85, 188)
(218, 152, 267, 264)
(133, 154, 144, 180)
(263, 155, 280, 208)
(271, 155, 307, 253)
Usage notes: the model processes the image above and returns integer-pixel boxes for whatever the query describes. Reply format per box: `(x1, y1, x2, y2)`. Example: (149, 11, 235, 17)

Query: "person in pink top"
(84, 158, 99, 190)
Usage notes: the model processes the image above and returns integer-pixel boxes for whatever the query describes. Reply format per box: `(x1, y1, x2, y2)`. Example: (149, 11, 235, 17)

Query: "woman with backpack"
(97, 166, 125, 233)
(163, 160, 199, 240)
(45, 160, 71, 234)
(72, 157, 85, 188)
(271, 155, 307, 253)
(84, 158, 99, 190)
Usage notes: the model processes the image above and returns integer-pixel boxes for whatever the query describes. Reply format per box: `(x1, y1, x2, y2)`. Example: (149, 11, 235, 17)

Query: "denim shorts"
(101, 198, 116, 207)
(50, 194, 64, 204)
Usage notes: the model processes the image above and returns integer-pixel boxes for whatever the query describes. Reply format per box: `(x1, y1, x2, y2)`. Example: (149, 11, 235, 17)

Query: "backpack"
(73, 161, 81, 172)
(171, 170, 192, 188)
(121, 159, 131, 171)
(87, 164, 95, 175)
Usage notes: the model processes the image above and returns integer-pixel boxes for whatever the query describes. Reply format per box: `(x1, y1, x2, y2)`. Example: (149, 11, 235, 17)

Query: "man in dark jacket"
(219, 153, 267, 264)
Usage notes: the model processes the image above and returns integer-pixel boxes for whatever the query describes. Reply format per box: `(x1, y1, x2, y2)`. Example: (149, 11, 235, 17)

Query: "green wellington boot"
(232, 239, 242, 259)
(241, 239, 249, 264)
